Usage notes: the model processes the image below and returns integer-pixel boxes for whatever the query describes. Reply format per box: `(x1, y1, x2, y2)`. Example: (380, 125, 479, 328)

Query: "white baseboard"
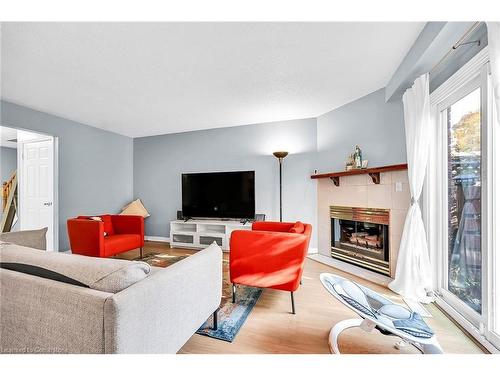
(145, 236, 170, 243)
(435, 296, 498, 353)
(307, 253, 393, 287)
(308, 247, 318, 254)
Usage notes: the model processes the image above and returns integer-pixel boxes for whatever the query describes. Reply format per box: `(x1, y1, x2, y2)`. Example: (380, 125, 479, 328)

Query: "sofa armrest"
(103, 244, 222, 353)
(111, 215, 144, 240)
(67, 219, 105, 257)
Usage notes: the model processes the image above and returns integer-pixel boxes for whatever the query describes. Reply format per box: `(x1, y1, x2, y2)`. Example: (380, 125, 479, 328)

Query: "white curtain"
(449, 179, 481, 310)
(487, 22, 500, 126)
(389, 74, 433, 303)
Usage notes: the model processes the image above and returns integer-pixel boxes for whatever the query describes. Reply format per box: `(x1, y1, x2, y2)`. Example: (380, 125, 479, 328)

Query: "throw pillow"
(1, 243, 150, 293)
(289, 221, 305, 234)
(0, 227, 48, 250)
(120, 199, 150, 218)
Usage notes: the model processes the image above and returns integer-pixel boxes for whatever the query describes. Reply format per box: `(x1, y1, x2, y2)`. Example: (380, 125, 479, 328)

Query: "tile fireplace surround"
(316, 170, 410, 285)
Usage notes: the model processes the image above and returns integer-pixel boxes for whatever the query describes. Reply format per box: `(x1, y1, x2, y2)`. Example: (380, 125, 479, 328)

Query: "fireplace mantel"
(311, 163, 408, 186)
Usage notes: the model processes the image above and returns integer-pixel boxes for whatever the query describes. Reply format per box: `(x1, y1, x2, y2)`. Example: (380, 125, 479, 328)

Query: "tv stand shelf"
(170, 219, 252, 251)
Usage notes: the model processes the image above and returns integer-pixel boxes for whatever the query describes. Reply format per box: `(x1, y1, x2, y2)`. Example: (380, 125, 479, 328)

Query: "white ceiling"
(1, 22, 424, 138)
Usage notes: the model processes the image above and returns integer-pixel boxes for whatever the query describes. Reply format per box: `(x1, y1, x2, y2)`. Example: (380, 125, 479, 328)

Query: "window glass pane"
(447, 87, 482, 314)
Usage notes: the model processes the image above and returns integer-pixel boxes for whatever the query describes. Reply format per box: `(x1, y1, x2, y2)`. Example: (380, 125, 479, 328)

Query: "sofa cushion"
(289, 221, 305, 234)
(104, 234, 142, 256)
(0, 242, 150, 293)
(0, 227, 48, 250)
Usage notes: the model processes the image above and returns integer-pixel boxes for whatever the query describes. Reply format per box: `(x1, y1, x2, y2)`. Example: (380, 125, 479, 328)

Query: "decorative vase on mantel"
(354, 145, 362, 169)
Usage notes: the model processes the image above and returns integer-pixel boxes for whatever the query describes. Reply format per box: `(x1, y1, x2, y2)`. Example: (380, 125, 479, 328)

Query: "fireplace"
(330, 206, 390, 276)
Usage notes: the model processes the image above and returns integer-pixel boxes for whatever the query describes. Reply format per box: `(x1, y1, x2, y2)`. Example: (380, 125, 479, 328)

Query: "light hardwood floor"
(117, 241, 485, 354)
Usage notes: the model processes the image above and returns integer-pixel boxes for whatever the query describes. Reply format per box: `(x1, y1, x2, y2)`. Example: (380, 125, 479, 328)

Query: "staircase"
(1, 170, 18, 233)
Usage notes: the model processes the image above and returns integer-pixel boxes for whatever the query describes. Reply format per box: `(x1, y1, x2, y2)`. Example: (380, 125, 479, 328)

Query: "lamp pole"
(273, 151, 288, 222)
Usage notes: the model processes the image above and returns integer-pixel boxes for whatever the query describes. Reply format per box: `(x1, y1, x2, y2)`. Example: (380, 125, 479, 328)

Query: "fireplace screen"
(330, 206, 390, 276)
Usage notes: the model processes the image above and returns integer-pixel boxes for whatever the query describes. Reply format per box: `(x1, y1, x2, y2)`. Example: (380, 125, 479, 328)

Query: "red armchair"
(67, 214, 145, 258)
(229, 221, 312, 314)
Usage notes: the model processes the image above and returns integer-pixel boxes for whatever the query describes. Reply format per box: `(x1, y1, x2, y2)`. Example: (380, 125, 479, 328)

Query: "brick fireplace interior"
(330, 206, 390, 276)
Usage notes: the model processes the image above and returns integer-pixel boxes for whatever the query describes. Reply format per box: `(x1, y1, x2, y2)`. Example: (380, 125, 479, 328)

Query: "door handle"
(43, 202, 53, 207)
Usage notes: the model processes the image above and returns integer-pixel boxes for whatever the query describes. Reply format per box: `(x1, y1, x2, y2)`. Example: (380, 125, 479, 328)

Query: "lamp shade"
(273, 151, 289, 159)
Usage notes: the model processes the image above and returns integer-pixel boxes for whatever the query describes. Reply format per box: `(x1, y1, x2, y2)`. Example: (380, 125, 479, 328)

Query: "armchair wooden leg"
(140, 247, 144, 259)
(212, 309, 218, 330)
(232, 283, 236, 303)
(291, 291, 296, 314)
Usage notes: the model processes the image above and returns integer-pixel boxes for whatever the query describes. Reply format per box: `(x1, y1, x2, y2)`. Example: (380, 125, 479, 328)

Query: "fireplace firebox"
(330, 206, 390, 276)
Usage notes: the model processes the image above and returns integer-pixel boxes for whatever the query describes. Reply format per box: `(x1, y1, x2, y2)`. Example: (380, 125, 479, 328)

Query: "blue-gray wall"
(316, 88, 406, 172)
(1, 146, 17, 184)
(385, 22, 475, 101)
(1, 90, 408, 252)
(1, 88, 410, 253)
(430, 23, 488, 93)
(134, 88, 407, 250)
(1, 100, 134, 250)
(134, 118, 318, 247)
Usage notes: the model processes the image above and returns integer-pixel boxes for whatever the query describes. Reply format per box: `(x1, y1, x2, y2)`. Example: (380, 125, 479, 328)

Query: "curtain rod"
(429, 21, 482, 75)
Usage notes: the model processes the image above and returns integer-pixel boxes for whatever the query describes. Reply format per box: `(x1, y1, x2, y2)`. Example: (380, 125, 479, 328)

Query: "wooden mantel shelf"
(310, 163, 408, 186)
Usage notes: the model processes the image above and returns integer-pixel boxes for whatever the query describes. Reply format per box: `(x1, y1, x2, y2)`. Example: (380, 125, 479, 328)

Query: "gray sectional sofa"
(0, 236, 222, 354)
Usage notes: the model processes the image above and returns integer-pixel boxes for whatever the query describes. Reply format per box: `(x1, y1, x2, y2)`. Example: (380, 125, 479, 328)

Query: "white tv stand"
(170, 219, 252, 251)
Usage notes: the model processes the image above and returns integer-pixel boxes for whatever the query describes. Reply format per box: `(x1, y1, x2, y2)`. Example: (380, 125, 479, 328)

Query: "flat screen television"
(182, 171, 255, 219)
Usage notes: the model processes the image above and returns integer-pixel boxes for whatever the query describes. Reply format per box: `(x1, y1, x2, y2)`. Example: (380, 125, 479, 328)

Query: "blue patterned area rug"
(197, 284, 262, 342)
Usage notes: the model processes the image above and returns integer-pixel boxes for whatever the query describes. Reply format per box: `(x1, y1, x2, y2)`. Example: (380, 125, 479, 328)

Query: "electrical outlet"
(395, 181, 403, 192)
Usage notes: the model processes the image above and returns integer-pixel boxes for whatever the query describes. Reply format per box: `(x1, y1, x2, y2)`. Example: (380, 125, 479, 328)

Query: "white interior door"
(21, 139, 54, 250)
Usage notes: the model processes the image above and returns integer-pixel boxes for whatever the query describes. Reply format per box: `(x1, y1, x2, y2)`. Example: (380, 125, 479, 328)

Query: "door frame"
(17, 131, 59, 252)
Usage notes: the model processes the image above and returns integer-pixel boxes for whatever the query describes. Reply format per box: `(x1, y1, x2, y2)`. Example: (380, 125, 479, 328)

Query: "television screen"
(182, 171, 255, 219)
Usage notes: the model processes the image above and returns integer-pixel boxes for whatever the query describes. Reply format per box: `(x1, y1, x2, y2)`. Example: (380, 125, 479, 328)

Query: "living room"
(1, 1, 499, 373)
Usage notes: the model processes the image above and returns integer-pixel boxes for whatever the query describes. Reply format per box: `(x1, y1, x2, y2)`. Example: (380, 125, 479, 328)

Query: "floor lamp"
(273, 151, 288, 222)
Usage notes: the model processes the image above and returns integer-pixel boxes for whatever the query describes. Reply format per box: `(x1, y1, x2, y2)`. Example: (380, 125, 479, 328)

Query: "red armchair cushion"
(104, 234, 143, 257)
(289, 221, 305, 234)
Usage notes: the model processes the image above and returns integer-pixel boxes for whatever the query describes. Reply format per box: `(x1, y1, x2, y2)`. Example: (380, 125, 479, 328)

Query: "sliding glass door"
(428, 48, 499, 351)
(436, 75, 487, 328)
(443, 85, 483, 319)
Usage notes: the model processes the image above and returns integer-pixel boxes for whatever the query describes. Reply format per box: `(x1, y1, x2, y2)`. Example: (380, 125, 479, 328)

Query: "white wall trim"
(435, 296, 498, 353)
(308, 247, 318, 255)
(145, 236, 170, 243)
(430, 47, 489, 106)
